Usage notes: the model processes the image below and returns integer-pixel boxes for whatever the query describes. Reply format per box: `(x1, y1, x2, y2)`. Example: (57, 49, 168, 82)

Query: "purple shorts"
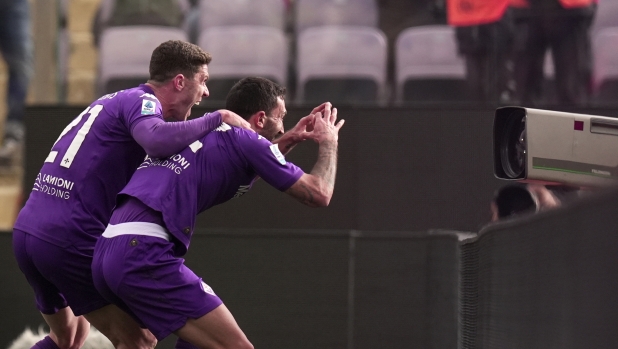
(92, 229, 222, 340)
(12, 229, 109, 315)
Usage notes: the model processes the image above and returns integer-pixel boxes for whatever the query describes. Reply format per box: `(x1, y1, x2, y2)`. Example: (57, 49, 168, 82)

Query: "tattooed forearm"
(287, 181, 318, 207)
(311, 139, 338, 192)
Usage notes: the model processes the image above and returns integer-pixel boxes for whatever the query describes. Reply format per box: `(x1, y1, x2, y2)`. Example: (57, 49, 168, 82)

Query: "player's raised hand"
(288, 114, 316, 141)
(310, 102, 332, 117)
(311, 106, 344, 143)
(216, 109, 253, 131)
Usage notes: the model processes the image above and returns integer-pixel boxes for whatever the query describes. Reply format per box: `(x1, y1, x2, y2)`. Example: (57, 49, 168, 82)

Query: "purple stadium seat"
(97, 26, 187, 95)
(198, 0, 286, 31)
(295, 0, 378, 33)
(592, 27, 618, 102)
(197, 26, 289, 100)
(296, 26, 387, 104)
(395, 26, 465, 102)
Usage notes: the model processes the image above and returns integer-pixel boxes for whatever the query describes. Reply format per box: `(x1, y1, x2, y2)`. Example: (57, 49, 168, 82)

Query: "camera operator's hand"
(528, 185, 561, 210)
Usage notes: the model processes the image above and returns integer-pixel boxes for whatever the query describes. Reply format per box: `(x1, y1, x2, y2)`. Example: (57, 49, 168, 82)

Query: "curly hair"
(149, 40, 212, 82)
(225, 77, 286, 120)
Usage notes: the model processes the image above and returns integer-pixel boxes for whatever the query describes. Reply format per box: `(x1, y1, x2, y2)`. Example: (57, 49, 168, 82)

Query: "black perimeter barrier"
(1, 105, 617, 348)
(460, 189, 618, 349)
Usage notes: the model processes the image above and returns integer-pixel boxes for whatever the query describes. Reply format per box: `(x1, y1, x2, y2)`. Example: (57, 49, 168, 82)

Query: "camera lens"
(500, 114, 526, 179)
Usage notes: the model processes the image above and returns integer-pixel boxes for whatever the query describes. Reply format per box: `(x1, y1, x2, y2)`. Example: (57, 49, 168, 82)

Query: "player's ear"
(250, 111, 267, 129)
(172, 74, 185, 91)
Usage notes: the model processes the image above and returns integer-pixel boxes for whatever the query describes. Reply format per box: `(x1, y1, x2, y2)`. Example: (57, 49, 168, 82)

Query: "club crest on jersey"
(201, 281, 216, 296)
(269, 144, 286, 165)
(141, 100, 156, 115)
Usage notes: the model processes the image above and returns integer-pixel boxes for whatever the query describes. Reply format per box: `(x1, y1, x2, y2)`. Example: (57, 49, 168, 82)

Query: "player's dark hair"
(494, 184, 537, 219)
(149, 40, 212, 82)
(225, 77, 286, 120)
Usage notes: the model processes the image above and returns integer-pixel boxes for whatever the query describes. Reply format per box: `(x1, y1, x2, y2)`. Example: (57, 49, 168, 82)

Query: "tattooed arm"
(285, 105, 344, 207)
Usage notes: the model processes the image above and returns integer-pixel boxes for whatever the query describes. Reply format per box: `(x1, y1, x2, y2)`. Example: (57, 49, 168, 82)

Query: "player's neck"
(145, 82, 177, 119)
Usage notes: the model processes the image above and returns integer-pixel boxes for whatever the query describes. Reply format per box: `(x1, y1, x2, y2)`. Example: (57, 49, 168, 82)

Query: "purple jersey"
(15, 85, 166, 250)
(118, 124, 304, 255)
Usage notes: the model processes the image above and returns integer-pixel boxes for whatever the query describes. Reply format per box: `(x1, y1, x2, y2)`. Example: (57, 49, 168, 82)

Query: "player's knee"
(53, 334, 87, 349)
(50, 322, 89, 349)
(116, 330, 157, 349)
(138, 332, 158, 349)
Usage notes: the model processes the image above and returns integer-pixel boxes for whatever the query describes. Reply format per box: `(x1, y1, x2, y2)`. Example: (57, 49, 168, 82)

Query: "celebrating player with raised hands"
(12, 40, 251, 349)
(91, 77, 344, 349)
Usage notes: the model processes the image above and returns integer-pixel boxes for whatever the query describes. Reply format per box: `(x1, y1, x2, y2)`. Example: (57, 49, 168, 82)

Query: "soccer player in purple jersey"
(91, 77, 344, 349)
(11, 40, 252, 349)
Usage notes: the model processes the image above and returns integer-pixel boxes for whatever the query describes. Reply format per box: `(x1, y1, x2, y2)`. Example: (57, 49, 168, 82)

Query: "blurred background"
(3, 1, 618, 349)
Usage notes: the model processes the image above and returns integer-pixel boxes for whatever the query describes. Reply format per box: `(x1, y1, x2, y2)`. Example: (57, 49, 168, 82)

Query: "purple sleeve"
(238, 131, 304, 191)
(131, 112, 222, 158)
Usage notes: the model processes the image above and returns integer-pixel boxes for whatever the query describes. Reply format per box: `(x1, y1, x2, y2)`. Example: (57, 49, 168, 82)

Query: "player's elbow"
(311, 188, 333, 208)
(288, 175, 334, 207)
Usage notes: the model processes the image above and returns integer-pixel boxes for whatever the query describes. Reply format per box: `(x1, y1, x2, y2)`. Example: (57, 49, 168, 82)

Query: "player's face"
(262, 97, 286, 141)
(177, 65, 209, 121)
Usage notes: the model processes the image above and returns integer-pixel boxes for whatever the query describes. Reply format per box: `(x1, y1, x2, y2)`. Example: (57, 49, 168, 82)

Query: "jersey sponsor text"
(137, 154, 192, 174)
(32, 172, 74, 200)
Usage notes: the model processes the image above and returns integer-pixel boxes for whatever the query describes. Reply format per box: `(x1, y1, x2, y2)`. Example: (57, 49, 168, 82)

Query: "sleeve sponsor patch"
(269, 144, 286, 165)
(141, 99, 156, 115)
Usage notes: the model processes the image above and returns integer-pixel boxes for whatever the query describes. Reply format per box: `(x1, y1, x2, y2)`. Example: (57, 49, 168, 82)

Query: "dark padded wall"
(24, 105, 506, 233)
(1, 229, 462, 349)
(183, 230, 351, 349)
(460, 190, 618, 349)
(0, 233, 43, 347)
(352, 231, 461, 349)
(25, 106, 618, 233)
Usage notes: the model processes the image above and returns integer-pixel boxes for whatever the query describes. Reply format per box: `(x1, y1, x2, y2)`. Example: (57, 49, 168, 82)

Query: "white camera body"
(493, 107, 618, 187)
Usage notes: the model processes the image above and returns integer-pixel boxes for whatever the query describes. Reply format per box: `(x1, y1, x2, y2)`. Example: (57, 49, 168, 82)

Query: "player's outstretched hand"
(310, 106, 344, 143)
(305, 102, 333, 132)
(217, 109, 253, 131)
(286, 113, 316, 142)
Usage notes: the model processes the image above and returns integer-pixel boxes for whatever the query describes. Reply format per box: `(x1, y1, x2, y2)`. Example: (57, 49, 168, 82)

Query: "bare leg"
(174, 305, 253, 349)
(40, 307, 89, 349)
(84, 304, 157, 349)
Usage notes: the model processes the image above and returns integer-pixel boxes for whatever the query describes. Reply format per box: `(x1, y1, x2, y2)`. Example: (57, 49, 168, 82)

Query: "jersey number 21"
(45, 105, 103, 169)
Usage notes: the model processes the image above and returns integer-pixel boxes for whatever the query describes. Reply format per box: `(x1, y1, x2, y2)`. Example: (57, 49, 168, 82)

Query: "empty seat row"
(97, 25, 391, 104)
(97, 23, 618, 105)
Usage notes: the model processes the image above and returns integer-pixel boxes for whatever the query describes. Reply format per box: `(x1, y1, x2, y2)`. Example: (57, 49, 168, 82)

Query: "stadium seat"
(295, 0, 378, 33)
(296, 26, 387, 105)
(395, 25, 466, 103)
(592, 0, 618, 36)
(197, 26, 289, 101)
(592, 27, 618, 103)
(97, 26, 188, 95)
(95, 0, 191, 24)
(198, 0, 286, 31)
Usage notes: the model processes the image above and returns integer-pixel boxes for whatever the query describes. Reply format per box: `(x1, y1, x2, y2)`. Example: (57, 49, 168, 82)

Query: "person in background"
(511, 0, 597, 105)
(447, 0, 515, 103)
(0, 0, 34, 168)
(490, 183, 562, 222)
